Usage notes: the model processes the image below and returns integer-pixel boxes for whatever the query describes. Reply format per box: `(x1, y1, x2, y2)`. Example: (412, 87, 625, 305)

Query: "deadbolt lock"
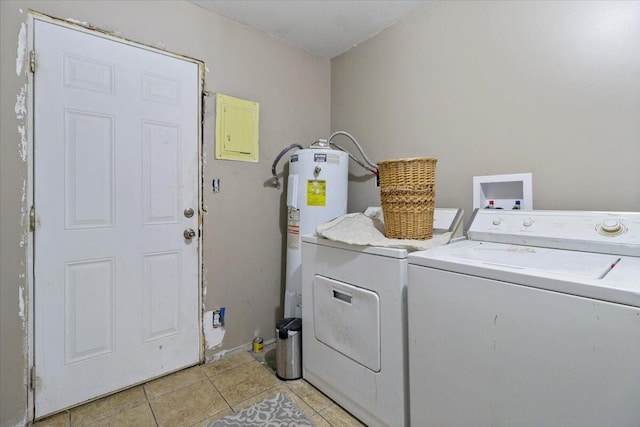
(184, 208, 195, 218)
(183, 228, 196, 240)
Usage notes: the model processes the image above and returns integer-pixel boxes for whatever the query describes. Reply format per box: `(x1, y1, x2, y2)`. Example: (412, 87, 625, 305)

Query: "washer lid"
(409, 240, 640, 307)
(430, 241, 619, 280)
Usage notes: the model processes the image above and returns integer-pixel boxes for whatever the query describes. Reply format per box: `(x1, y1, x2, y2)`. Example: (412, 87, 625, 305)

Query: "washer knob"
(601, 219, 622, 233)
(523, 218, 533, 227)
(492, 218, 502, 226)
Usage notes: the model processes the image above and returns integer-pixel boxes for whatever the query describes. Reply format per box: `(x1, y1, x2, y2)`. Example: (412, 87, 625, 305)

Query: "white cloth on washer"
(316, 212, 452, 252)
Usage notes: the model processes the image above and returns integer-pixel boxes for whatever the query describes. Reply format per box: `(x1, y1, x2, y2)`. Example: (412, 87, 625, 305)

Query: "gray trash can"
(276, 317, 302, 380)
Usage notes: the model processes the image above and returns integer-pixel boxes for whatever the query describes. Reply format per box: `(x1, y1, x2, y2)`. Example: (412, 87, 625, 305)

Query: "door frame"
(25, 11, 206, 422)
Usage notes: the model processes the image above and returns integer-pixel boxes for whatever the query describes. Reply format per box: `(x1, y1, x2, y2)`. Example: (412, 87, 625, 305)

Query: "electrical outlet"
(212, 307, 225, 328)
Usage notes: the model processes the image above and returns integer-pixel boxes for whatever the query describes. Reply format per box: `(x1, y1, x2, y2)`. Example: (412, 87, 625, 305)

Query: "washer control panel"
(468, 210, 640, 256)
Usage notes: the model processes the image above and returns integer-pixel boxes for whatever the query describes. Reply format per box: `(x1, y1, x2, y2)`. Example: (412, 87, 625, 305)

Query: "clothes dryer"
(301, 208, 463, 427)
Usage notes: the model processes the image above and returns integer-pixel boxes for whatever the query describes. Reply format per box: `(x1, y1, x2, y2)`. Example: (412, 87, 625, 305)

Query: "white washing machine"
(408, 209, 640, 427)
(302, 208, 463, 427)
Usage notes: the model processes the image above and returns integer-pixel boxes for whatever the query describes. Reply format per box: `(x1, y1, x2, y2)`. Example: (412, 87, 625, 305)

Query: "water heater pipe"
(271, 143, 304, 189)
(327, 131, 378, 171)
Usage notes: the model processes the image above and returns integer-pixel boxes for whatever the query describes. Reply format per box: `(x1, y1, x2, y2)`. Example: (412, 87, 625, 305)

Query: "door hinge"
(30, 366, 36, 390)
(29, 50, 36, 73)
(29, 206, 36, 232)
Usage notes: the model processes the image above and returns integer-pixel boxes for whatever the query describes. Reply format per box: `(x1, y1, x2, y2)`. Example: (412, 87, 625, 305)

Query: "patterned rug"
(210, 392, 314, 427)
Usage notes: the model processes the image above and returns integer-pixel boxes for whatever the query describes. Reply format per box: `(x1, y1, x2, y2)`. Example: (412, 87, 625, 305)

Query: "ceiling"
(189, 0, 432, 58)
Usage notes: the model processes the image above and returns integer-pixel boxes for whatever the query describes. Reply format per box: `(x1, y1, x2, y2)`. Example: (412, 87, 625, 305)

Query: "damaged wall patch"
(16, 22, 27, 75)
(17, 125, 27, 162)
(15, 85, 27, 119)
(203, 310, 225, 350)
(19, 285, 26, 323)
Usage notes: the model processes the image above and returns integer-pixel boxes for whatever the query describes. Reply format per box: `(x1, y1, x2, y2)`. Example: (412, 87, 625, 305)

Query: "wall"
(332, 0, 640, 220)
(0, 1, 330, 425)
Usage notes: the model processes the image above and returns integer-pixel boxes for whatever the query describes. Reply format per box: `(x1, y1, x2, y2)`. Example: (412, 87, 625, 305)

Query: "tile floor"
(32, 348, 364, 427)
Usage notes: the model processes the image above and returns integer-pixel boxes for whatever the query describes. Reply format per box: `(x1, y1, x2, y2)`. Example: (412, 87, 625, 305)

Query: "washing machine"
(301, 208, 463, 427)
(408, 209, 640, 427)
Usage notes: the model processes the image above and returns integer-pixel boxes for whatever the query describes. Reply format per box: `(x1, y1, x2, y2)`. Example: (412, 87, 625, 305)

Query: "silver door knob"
(183, 229, 196, 240)
(184, 208, 195, 218)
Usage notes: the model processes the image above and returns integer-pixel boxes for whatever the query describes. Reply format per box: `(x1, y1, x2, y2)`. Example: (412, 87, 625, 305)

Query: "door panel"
(34, 19, 200, 417)
(64, 110, 115, 228)
(64, 258, 115, 363)
(142, 121, 181, 224)
(142, 252, 182, 342)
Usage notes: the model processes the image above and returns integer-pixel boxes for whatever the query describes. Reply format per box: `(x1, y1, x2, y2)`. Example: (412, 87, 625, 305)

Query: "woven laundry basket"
(378, 157, 437, 240)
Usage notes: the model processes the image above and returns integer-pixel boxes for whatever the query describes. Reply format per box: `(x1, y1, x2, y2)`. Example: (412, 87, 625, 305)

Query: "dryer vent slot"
(332, 290, 352, 304)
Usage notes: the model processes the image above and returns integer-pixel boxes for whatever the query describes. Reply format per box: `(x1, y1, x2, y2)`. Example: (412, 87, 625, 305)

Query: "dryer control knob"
(601, 219, 622, 233)
(492, 218, 502, 226)
(523, 218, 533, 227)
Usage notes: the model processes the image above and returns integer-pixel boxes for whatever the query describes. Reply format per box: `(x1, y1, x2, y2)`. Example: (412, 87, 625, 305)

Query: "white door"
(33, 19, 201, 417)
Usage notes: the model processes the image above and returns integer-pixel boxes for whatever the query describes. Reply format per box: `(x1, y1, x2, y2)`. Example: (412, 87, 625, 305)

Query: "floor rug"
(210, 392, 314, 427)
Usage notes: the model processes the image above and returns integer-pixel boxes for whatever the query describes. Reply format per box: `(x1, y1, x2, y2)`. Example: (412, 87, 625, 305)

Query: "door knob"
(183, 228, 196, 240)
(184, 208, 195, 218)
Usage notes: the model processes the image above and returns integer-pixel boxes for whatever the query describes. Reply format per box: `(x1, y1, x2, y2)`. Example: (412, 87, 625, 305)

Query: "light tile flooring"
(32, 348, 364, 427)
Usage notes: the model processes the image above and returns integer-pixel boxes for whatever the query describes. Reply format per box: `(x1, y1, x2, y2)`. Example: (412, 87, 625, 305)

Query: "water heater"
(285, 148, 348, 317)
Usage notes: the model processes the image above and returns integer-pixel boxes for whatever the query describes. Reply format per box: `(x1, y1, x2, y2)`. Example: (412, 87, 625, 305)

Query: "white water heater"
(285, 148, 348, 317)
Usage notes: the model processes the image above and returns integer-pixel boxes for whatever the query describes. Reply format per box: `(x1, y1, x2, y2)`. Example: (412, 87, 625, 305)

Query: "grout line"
(141, 384, 160, 427)
(206, 374, 234, 411)
(201, 354, 255, 379)
(282, 387, 322, 421)
(317, 410, 336, 427)
(232, 383, 280, 410)
(225, 379, 279, 409)
(144, 368, 210, 401)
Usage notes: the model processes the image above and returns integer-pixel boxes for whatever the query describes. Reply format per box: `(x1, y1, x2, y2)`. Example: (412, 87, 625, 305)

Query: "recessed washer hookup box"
(473, 173, 533, 210)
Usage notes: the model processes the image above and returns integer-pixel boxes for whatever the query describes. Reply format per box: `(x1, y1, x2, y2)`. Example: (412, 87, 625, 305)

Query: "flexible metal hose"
(271, 143, 304, 188)
(327, 131, 378, 171)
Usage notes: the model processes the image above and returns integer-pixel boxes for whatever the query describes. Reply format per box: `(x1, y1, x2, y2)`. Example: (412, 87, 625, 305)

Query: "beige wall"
(0, 1, 329, 425)
(332, 0, 640, 220)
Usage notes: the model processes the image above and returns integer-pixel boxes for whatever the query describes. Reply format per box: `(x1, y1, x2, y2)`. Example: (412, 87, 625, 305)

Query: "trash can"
(275, 317, 302, 380)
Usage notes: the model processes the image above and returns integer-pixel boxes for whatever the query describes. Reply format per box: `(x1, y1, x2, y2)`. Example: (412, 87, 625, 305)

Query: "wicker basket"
(378, 157, 437, 240)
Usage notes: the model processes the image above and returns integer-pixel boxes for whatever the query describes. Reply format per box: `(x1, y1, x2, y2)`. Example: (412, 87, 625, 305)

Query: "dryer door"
(312, 276, 381, 372)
